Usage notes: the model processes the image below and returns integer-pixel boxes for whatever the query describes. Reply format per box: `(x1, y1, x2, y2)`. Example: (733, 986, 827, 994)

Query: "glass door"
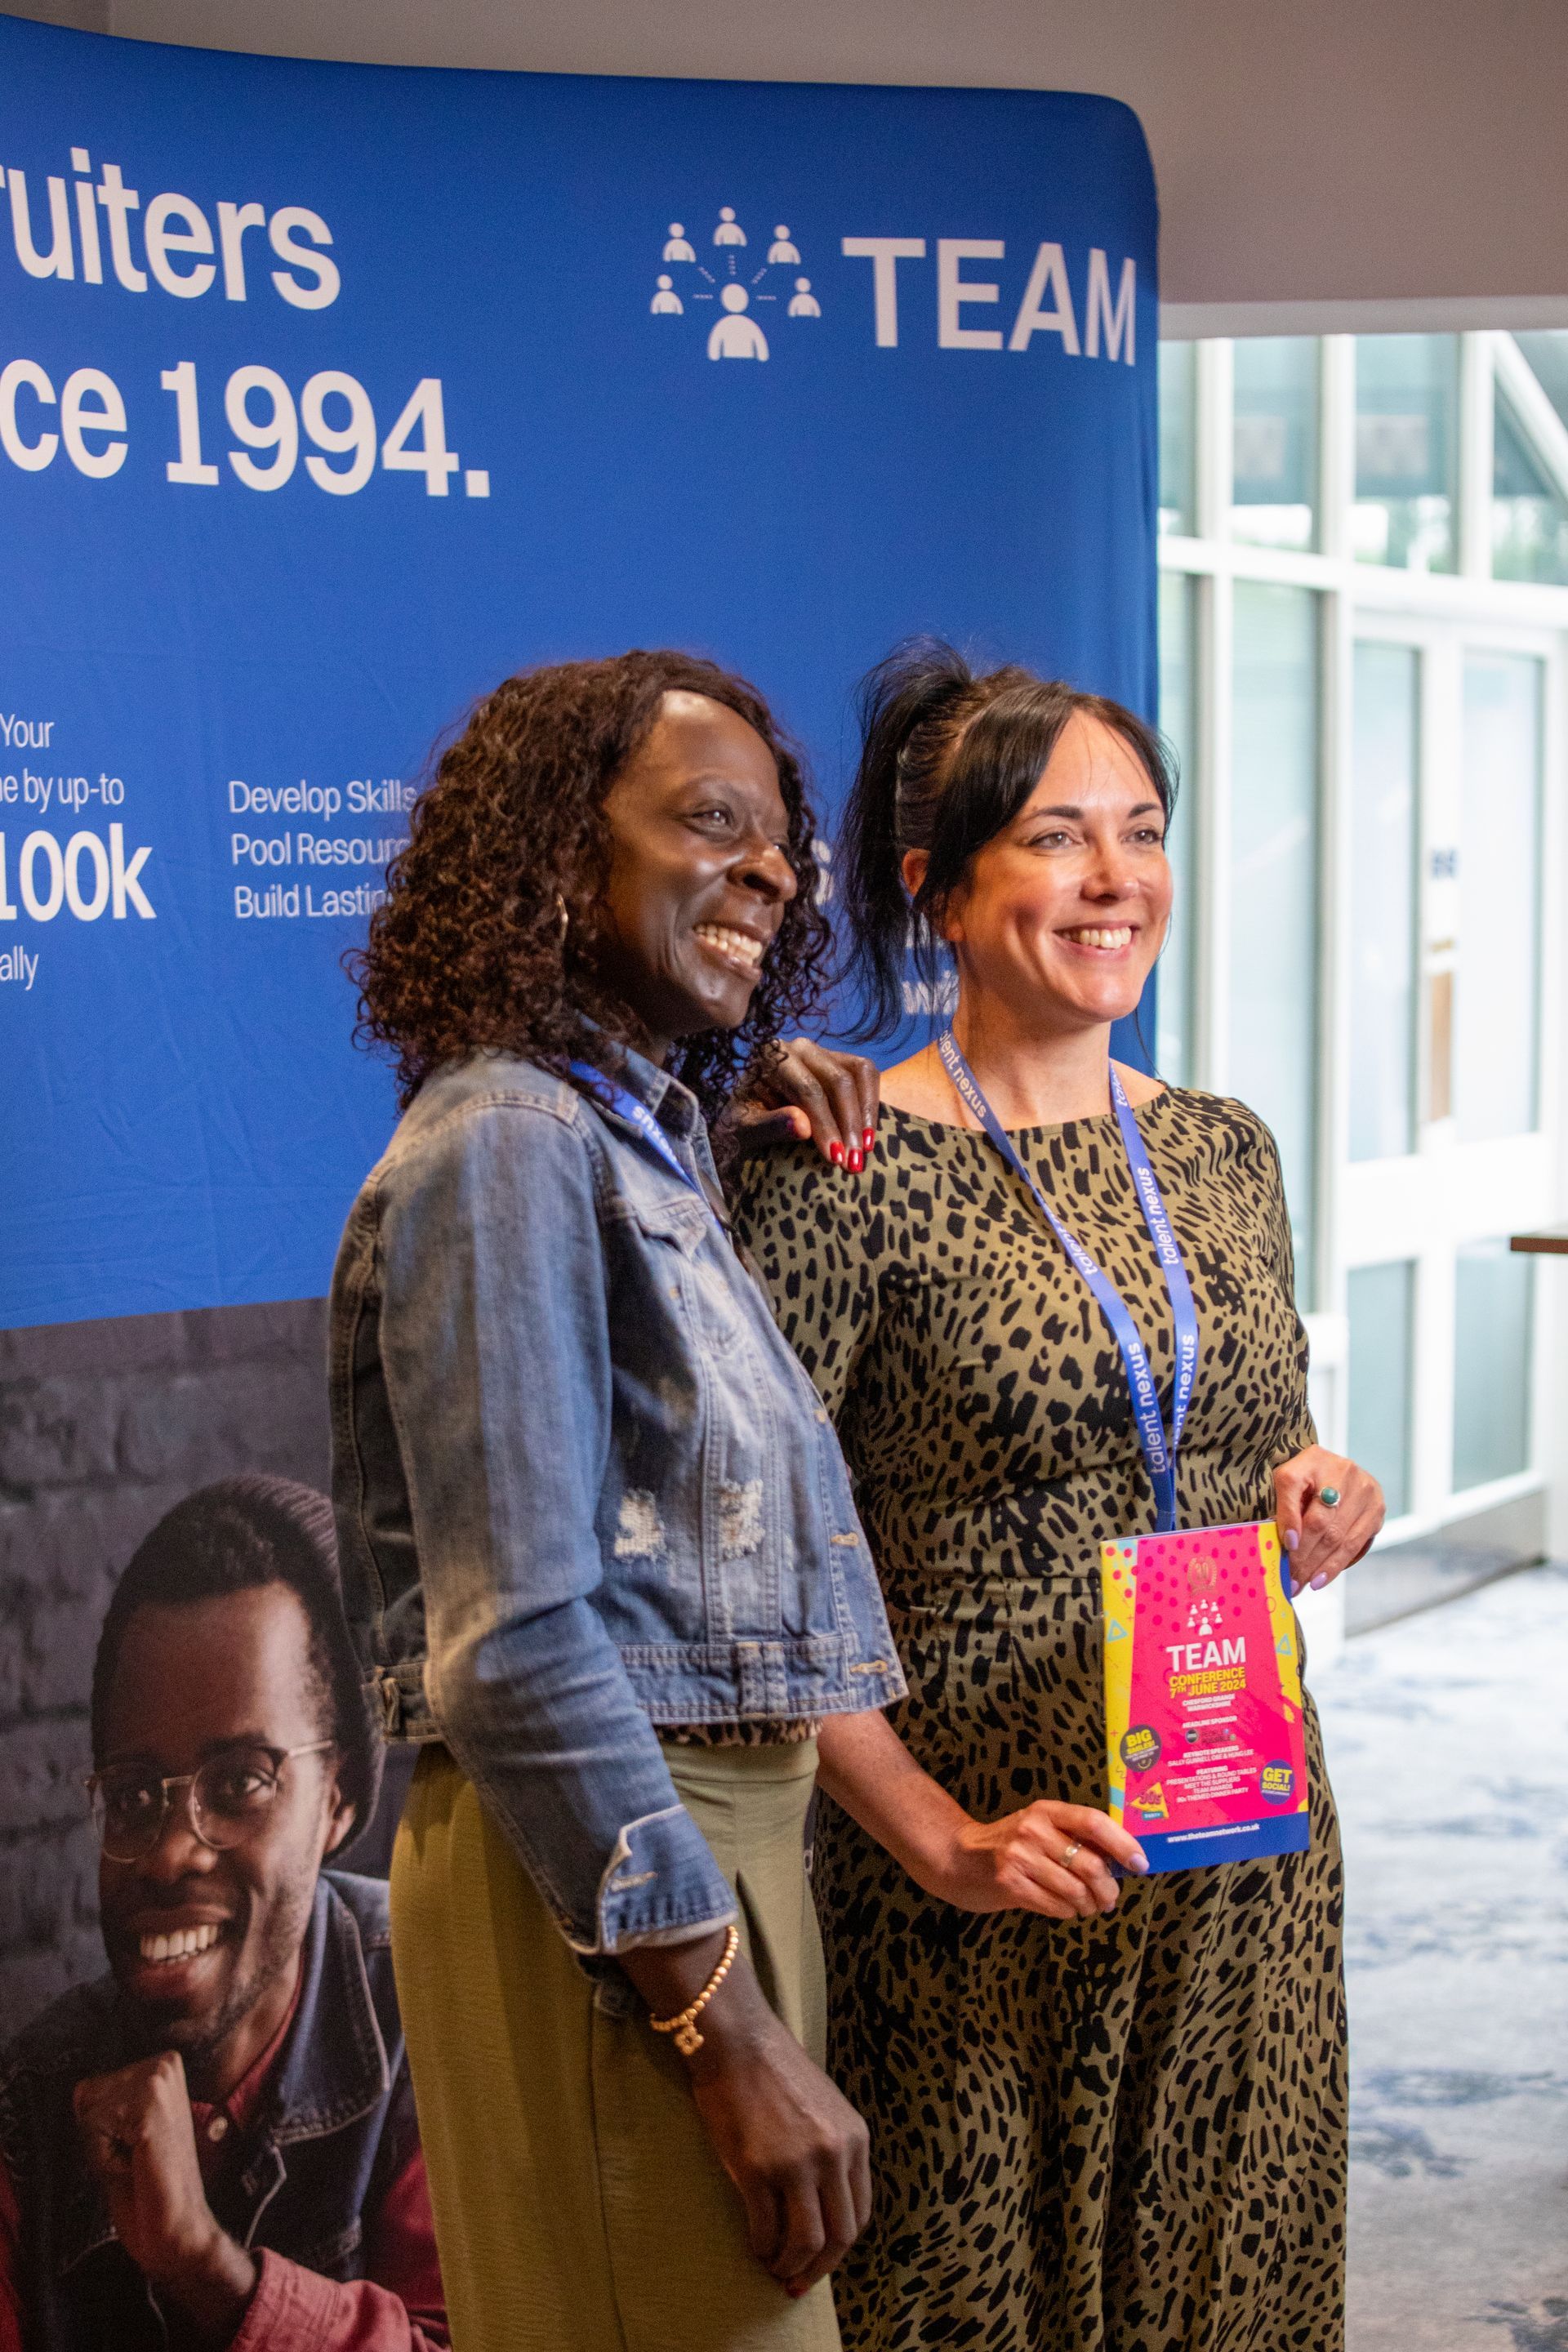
(1340, 621, 1556, 1540)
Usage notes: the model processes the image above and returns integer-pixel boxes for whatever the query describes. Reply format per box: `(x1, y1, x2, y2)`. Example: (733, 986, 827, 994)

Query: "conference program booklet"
(1101, 1520, 1311, 1871)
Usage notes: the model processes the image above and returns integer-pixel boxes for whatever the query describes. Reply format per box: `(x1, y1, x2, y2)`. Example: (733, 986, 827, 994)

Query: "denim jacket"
(0, 1873, 420, 2352)
(329, 1048, 904, 1985)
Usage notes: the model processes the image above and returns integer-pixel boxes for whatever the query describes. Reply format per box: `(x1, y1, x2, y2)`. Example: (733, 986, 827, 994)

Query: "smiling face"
(595, 691, 798, 1061)
(921, 712, 1172, 1036)
(96, 1584, 352, 2098)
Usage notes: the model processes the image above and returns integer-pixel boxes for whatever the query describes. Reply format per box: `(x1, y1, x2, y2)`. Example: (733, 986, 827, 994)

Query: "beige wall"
(5, 0, 1568, 323)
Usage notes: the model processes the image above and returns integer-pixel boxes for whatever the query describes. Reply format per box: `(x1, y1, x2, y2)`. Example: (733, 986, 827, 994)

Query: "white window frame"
(1157, 330, 1568, 1624)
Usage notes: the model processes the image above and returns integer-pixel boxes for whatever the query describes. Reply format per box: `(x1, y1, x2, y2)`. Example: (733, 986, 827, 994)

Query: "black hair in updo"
(838, 638, 1178, 1038)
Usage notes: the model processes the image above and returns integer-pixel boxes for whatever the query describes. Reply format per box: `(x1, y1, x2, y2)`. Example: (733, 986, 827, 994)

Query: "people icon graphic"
(707, 283, 768, 361)
(648, 203, 812, 359)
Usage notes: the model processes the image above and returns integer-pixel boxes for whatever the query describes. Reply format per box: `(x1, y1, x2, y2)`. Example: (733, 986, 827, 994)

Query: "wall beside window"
(1348, 639, 1419, 1164)
(1229, 581, 1319, 1298)
(1156, 570, 1197, 1085)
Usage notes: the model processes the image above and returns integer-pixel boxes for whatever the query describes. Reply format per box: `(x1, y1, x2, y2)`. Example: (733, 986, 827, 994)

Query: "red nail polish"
(829, 1142, 844, 1166)
(862, 1128, 876, 1151)
(849, 1148, 863, 1172)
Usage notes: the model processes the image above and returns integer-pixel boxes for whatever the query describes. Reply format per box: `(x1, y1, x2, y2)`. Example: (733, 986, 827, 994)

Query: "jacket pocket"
(634, 1198, 748, 1358)
(295, 2216, 363, 2277)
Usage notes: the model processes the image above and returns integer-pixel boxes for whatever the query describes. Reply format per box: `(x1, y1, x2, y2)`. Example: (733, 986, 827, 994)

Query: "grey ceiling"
(8, 0, 1568, 324)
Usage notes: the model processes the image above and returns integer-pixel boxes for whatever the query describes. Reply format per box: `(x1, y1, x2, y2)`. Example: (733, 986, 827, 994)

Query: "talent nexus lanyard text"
(568, 1063, 712, 1206)
(936, 1031, 1199, 1535)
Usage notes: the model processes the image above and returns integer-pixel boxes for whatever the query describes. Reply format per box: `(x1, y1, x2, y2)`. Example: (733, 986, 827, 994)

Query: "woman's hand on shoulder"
(723, 1037, 880, 1169)
(933, 1800, 1148, 1918)
(1272, 1446, 1384, 1595)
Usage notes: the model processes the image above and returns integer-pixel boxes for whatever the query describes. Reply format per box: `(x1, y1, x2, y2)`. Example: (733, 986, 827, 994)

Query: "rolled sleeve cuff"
(574, 1802, 737, 1954)
(228, 2252, 332, 2352)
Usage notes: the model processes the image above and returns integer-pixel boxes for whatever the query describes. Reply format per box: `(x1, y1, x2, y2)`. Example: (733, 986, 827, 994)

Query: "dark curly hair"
(351, 651, 830, 1120)
(91, 1476, 381, 1855)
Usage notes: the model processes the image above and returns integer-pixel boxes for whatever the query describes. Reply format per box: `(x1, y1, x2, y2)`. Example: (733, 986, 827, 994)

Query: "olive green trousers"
(390, 1738, 841, 2352)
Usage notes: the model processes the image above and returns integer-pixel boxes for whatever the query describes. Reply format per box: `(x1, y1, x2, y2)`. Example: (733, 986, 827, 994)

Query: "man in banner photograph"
(0, 1477, 447, 2352)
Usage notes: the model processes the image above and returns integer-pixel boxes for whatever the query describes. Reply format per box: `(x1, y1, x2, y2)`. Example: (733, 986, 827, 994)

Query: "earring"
(555, 893, 570, 942)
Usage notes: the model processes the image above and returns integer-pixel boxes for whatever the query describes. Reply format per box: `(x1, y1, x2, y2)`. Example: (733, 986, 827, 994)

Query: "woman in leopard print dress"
(733, 644, 1383, 2352)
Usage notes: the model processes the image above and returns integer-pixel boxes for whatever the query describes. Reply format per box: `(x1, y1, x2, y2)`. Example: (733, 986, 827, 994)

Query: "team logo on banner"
(648, 209, 822, 361)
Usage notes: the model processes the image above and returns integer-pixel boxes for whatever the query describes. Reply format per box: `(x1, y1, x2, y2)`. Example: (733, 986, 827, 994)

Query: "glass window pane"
(1492, 390, 1568, 586)
(1453, 1240, 1534, 1490)
(1231, 582, 1319, 1301)
(1347, 1261, 1415, 1517)
(1232, 337, 1319, 550)
(1156, 571, 1196, 1086)
(1160, 341, 1196, 536)
(1353, 334, 1459, 572)
(1512, 329, 1568, 431)
(1457, 653, 1543, 1142)
(1349, 643, 1419, 1160)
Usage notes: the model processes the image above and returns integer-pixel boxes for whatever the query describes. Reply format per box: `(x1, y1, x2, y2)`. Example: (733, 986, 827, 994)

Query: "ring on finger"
(1318, 1486, 1342, 1509)
(1060, 1841, 1082, 1865)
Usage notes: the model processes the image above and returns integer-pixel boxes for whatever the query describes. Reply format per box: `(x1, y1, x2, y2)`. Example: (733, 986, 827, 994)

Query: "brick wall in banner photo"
(0, 1299, 333, 2031)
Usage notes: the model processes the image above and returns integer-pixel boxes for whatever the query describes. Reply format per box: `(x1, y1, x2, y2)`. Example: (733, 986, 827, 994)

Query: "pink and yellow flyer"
(1101, 1520, 1310, 1871)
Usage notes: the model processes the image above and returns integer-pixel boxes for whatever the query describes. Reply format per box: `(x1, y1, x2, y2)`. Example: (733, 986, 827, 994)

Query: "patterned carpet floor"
(1315, 1560, 1568, 2351)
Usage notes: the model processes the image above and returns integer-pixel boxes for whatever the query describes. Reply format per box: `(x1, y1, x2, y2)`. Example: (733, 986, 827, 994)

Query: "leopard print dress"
(732, 1088, 1348, 2352)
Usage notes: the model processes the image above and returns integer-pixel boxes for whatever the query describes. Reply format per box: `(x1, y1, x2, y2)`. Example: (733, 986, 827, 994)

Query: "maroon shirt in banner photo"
(0, 1964, 448, 2352)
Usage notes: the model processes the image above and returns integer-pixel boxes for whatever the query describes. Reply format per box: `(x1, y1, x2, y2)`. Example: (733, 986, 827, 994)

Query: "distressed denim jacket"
(329, 1048, 905, 1993)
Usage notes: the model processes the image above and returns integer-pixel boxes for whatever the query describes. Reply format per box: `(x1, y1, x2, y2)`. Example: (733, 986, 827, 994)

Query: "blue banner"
(0, 16, 1157, 1328)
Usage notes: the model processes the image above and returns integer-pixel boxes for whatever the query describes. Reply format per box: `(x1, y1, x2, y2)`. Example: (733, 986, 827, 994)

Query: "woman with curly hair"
(328, 652, 1140, 2352)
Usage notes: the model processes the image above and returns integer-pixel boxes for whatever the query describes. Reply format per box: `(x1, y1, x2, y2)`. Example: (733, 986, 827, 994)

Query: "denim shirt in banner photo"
(0, 1873, 417, 2352)
(329, 1045, 905, 1999)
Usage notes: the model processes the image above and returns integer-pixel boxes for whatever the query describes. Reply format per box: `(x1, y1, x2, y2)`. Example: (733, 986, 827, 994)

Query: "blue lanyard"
(568, 1062, 711, 1207)
(936, 1031, 1199, 1534)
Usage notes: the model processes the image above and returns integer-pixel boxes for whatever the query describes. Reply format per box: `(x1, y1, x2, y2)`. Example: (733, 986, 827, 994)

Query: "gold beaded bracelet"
(648, 1922, 741, 2057)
